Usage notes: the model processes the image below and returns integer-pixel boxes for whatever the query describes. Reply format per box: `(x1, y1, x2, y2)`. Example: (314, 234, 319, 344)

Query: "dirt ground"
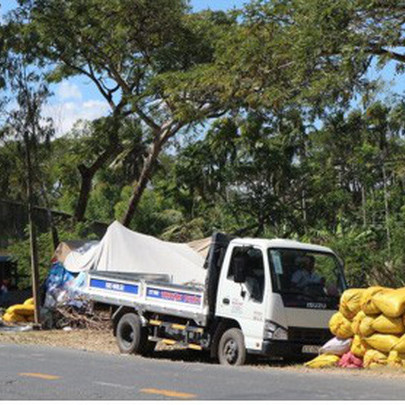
(0, 327, 214, 363)
(0, 329, 119, 354)
(1, 327, 405, 379)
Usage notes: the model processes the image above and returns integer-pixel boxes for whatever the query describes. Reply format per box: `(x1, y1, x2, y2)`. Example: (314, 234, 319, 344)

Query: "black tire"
(218, 328, 246, 366)
(116, 313, 150, 355)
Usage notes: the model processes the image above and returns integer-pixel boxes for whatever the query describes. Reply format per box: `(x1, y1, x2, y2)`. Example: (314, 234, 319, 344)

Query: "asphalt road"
(1, 344, 405, 400)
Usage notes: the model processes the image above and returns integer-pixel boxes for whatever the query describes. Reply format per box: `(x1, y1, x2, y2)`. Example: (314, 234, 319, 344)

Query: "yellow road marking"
(140, 388, 196, 399)
(19, 372, 60, 380)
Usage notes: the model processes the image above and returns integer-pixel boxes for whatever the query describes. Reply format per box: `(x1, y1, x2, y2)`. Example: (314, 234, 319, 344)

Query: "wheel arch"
(209, 317, 243, 359)
(112, 306, 140, 336)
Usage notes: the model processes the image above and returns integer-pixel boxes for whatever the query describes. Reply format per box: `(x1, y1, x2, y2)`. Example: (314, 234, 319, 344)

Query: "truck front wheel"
(116, 313, 151, 355)
(218, 328, 246, 366)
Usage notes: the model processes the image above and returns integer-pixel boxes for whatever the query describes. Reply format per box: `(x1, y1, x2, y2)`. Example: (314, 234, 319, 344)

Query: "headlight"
(264, 320, 288, 340)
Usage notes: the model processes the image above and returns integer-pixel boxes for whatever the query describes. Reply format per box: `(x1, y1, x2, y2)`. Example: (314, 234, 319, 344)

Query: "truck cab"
(214, 238, 346, 365)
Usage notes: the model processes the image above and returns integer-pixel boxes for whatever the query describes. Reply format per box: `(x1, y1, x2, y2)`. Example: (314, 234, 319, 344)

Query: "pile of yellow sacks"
(2, 298, 35, 323)
(306, 286, 405, 369)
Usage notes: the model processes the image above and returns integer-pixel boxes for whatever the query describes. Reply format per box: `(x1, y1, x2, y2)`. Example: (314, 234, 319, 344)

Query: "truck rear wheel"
(116, 313, 151, 355)
(218, 328, 246, 366)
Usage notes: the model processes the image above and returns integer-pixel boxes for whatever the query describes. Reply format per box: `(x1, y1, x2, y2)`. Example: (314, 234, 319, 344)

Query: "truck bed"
(85, 270, 209, 325)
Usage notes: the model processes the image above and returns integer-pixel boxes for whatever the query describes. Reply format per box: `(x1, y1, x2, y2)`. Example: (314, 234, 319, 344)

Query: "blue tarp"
(45, 262, 74, 290)
(44, 262, 87, 309)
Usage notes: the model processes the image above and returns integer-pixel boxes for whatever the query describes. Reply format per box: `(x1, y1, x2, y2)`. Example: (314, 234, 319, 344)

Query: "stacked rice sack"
(2, 298, 35, 323)
(306, 286, 405, 369)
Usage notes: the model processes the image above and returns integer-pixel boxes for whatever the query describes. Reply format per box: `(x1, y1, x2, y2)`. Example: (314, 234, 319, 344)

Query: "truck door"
(216, 245, 267, 351)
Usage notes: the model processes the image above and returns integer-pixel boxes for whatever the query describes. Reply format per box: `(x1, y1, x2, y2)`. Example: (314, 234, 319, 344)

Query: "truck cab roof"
(229, 237, 335, 255)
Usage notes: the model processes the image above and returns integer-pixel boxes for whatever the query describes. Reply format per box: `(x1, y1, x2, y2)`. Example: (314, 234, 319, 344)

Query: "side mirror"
(233, 255, 247, 283)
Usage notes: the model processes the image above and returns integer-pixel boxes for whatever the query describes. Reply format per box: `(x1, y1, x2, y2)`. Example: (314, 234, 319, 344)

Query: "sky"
(1, 0, 404, 135)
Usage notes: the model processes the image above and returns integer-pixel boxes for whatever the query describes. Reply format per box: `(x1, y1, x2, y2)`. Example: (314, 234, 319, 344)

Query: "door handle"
(223, 298, 230, 305)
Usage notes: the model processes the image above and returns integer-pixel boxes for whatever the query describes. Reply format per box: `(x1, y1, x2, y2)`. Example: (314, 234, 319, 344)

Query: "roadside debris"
(306, 286, 405, 370)
(52, 304, 110, 331)
(1, 261, 93, 330)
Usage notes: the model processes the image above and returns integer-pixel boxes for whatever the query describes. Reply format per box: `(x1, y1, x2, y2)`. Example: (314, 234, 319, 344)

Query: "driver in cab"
(291, 255, 324, 290)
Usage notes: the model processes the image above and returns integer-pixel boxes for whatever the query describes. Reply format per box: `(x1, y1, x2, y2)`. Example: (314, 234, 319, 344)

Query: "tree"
(3, 58, 54, 323)
(172, 109, 310, 236)
(8, 0, 236, 227)
(236, 0, 405, 110)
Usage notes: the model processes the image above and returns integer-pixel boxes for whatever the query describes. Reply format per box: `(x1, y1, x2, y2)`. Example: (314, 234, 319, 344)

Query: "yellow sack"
(6, 305, 17, 314)
(6, 304, 34, 316)
(2, 312, 26, 323)
(351, 311, 366, 335)
(361, 286, 388, 315)
(358, 315, 376, 337)
(329, 312, 353, 339)
(373, 287, 405, 318)
(305, 354, 340, 368)
(339, 288, 364, 320)
(24, 297, 34, 306)
(392, 334, 405, 354)
(371, 314, 405, 335)
(387, 350, 403, 368)
(365, 334, 400, 353)
(350, 335, 370, 358)
(363, 349, 387, 368)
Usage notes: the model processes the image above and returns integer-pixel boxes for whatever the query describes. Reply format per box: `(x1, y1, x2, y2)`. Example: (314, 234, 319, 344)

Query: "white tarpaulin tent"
(62, 221, 208, 286)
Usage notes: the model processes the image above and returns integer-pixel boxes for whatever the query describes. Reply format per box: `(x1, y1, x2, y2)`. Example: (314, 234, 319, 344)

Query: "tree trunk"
(24, 133, 40, 325)
(74, 165, 94, 222)
(382, 162, 391, 255)
(73, 121, 123, 222)
(361, 183, 367, 228)
(122, 139, 162, 227)
(254, 215, 265, 237)
(121, 121, 183, 227)
(370, 187, 376, 227)
(301, 187, 307, 231)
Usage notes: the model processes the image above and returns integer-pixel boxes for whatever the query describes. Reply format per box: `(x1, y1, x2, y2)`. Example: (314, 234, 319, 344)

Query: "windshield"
(268, 248, 346, 300)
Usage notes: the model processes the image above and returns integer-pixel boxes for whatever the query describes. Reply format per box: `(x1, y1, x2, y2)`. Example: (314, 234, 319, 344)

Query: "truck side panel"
(86, 273, 209, 325)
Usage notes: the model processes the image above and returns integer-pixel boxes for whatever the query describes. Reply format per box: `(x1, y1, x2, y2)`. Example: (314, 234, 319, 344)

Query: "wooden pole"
(24, 132, 41, 326)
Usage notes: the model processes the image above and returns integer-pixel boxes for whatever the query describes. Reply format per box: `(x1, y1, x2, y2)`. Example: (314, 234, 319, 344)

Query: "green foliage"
(9, 232, 53, 289)
(114, 186, 182, 237)
(8, 222, 98, 289)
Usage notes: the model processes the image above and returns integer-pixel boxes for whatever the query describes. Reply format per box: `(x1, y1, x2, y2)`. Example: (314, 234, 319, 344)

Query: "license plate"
(302, 345, 320, 354)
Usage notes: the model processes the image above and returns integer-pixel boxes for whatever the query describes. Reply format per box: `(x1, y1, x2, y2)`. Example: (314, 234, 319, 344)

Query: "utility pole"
(24, 131, 41, 326)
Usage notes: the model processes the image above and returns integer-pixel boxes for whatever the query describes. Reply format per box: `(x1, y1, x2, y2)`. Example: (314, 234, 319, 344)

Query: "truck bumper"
(250, 340, 319, 358)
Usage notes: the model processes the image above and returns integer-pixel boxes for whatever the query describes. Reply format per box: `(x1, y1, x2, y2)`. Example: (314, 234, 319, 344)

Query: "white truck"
(84, 233, 346, 366)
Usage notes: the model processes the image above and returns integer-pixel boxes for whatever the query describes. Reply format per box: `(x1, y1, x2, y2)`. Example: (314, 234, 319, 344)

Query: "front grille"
(288, 327, 332, 345)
